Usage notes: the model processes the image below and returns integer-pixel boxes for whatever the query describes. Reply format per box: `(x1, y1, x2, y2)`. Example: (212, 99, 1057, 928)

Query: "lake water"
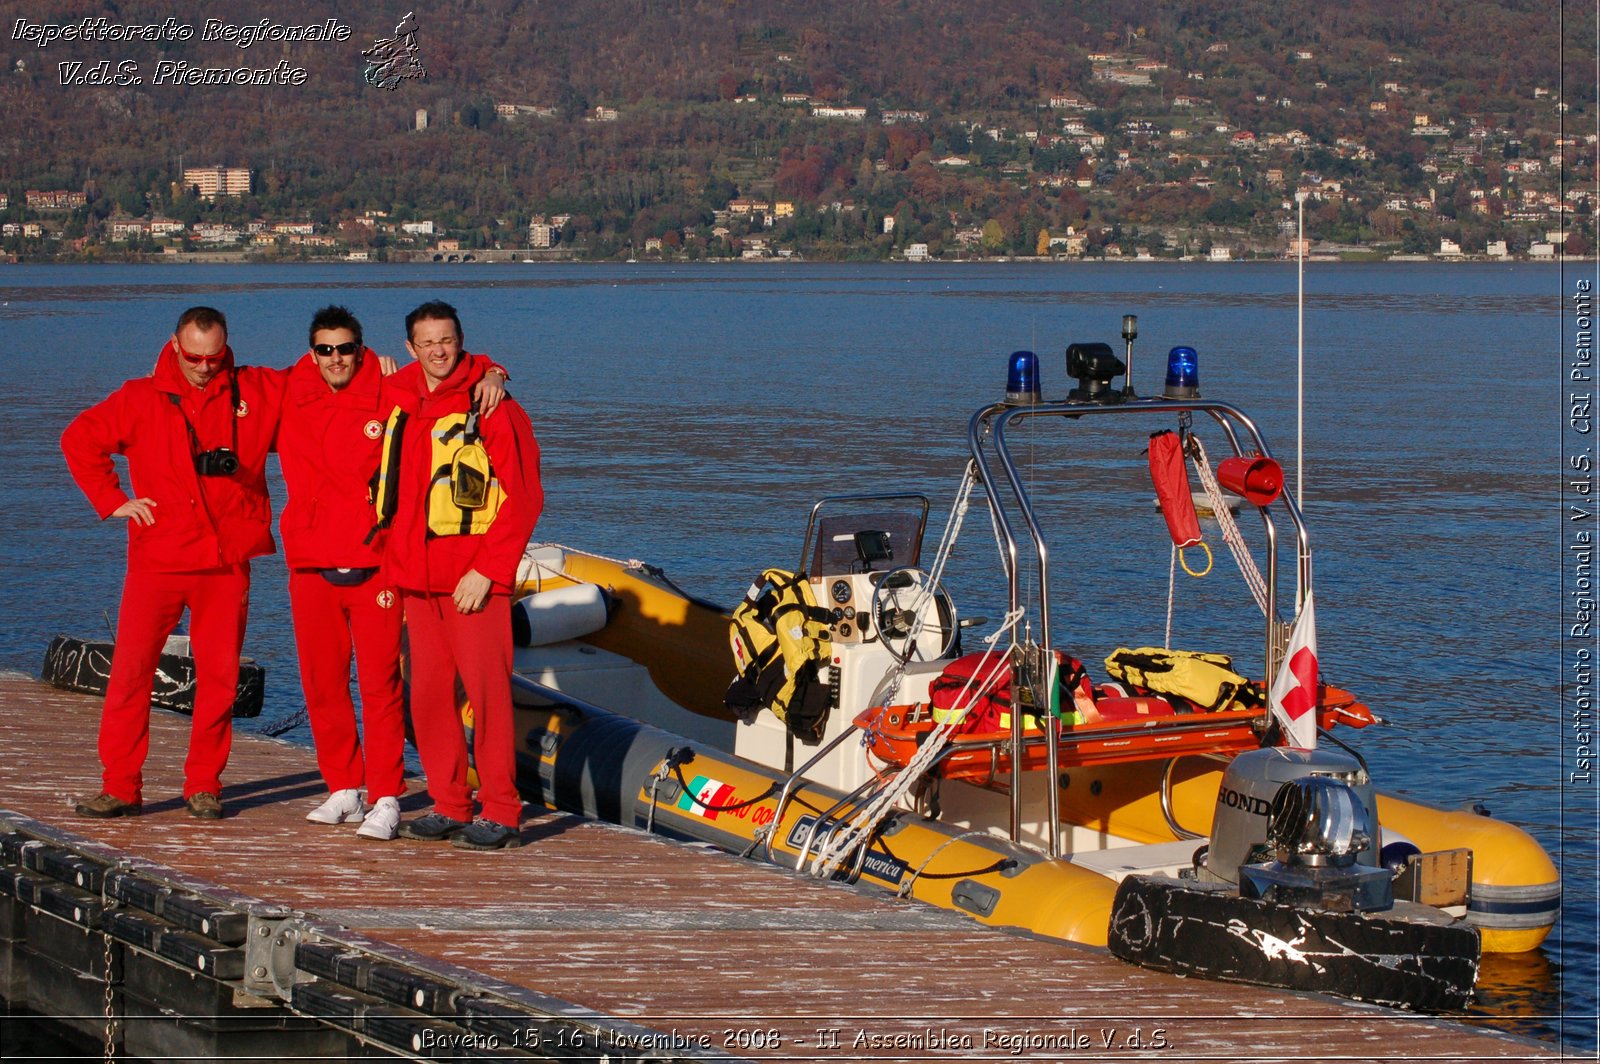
(0, 261, 1592, 1052)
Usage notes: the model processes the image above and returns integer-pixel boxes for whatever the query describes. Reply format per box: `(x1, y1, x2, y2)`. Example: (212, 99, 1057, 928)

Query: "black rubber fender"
(1107, 874, 1480, 1012)
(41, 635, 264, 719)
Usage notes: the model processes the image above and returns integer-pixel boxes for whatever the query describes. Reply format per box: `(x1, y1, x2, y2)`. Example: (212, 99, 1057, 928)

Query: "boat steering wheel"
(869, 566, 957, 665)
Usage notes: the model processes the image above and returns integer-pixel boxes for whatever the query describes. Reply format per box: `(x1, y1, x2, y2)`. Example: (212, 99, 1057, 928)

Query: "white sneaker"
(356, 796, 400, 841)
(306, 788, 366, 824)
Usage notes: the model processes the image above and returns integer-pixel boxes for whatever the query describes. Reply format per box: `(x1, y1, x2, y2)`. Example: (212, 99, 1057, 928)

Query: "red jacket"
(276, 348, 392, 570)
(62, 341, 285, 573)
(277, 352, 508, 570)
(381, 355, 542, 595)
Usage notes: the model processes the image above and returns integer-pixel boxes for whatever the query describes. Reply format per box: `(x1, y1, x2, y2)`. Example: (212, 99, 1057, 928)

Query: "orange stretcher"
(853, 701, 1269, 782)
(854, 682, 1374, 784)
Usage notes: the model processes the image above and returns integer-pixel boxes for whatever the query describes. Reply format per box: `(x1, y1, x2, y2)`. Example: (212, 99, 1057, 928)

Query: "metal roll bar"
(965, 395, 1314, 856)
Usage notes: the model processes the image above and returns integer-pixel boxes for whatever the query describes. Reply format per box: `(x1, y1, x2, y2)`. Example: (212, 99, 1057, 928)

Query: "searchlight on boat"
(1005, 349, 1041, 405)
(1065, 342, 1126, 404)
(1164, 345, 1200, 399)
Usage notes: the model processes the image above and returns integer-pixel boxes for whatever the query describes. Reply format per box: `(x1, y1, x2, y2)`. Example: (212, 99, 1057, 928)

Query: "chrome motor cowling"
(1267, 775, 1374, 868)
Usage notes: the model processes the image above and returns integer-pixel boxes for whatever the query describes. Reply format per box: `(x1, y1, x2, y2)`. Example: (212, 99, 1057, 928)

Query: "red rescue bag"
(929, 653, 1013, 733)
(1149, 430, 1201, 548)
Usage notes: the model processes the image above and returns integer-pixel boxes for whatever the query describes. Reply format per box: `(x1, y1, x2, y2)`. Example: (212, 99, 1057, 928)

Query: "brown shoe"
(75, 792, 141, 818)
(185, 792, 223, 820)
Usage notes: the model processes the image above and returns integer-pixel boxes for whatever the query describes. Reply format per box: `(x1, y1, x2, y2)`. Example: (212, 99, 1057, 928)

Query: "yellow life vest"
(1103, 646, 1265, 712)
(724, 568, 835, 741)
(370, 403, 506, 540)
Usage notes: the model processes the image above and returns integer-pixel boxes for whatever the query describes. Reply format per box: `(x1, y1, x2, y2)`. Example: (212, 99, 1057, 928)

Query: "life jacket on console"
(369, 400, 505, 540)
(1103, 647, 1266, 712)
(725, 568, 834, 742)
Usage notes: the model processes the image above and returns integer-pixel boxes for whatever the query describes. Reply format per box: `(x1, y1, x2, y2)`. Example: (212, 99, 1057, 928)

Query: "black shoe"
(75, 793, 141, 818)
(398, 812, 468, 841)
(186, 792, 223, 819)
(450, 818, 522, 850)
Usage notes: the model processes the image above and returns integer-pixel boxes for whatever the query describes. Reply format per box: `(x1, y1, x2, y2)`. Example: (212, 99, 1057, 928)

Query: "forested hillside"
(1, 0, 1591, 259)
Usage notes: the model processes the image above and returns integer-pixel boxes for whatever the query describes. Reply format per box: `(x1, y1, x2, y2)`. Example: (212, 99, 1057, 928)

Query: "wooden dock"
(0, 674, 1562, 1063)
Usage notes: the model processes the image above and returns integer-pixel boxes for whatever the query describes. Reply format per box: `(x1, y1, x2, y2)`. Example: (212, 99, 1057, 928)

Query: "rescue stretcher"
(855, 685, 1372, 782)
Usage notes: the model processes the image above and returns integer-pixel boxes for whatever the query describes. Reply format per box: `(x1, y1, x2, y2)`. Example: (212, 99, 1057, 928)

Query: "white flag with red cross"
(1269, 591, 1320, 749)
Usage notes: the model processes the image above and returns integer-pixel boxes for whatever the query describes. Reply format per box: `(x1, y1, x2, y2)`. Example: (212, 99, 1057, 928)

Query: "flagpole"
(1296, 190, 1307, 520)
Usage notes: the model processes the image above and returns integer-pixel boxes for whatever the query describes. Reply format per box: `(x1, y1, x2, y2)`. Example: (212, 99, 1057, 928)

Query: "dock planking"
(0, 674, 1562, 1062)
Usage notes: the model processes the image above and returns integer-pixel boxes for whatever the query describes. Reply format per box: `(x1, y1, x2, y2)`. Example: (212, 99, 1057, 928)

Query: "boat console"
(732, 495, 959, 788)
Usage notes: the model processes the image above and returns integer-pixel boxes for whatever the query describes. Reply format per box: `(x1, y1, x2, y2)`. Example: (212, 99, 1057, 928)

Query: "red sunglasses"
(174, 336, 227, 366)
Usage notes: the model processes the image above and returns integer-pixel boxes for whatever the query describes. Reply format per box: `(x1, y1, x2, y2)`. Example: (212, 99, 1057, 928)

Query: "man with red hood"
(278, 305, 503, 841)
(376, 301, 541, 850)
(61, 306, 284, 820)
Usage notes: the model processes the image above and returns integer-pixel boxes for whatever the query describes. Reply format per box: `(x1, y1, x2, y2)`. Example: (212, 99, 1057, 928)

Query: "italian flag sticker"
(677, 774, 734, 820)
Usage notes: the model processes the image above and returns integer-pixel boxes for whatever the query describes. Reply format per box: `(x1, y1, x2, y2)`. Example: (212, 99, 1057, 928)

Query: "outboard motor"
(1238, 775, 1395, 912)
(1204, 747, 1380, 883)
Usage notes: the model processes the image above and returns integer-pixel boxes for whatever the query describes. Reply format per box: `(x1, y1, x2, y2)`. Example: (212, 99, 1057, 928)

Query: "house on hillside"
(109, 219, 148, 241)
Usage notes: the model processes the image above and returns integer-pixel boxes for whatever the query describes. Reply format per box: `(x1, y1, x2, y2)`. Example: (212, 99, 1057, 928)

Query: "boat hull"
(511, 680, 1119, 948)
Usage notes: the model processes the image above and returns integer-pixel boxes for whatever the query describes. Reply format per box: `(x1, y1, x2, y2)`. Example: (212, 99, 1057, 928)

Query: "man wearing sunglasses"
(278, 306, 505, 841)
(61, 306, 286, 821)
(375, 301, 541, 851)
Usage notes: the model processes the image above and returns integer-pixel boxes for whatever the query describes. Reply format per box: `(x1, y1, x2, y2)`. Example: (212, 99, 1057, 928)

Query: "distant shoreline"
(0, 252, 1580, 267)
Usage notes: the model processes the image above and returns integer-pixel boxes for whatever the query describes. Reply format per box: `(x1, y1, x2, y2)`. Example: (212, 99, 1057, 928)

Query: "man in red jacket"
(62, 307, 286, 820)
(378, 301, 542, 850)
(278, 306, 408, 839)
(279, 306, 505, 841)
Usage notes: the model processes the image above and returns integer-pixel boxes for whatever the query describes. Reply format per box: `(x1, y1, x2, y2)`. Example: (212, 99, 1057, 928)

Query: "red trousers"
(100, 565, 250, 802)
(288, 570, 406, 800)
(401, 591, 521, 826)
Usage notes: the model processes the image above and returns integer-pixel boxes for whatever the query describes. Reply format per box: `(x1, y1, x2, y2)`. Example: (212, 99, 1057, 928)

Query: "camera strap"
(168, 375, 240, 459)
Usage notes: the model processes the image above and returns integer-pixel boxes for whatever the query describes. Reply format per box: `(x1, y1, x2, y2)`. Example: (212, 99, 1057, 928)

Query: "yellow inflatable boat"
(502, 346, 1559, 1012)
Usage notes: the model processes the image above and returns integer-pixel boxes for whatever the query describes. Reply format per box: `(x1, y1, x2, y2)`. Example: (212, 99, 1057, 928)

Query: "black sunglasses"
(312, 342, 360, 357)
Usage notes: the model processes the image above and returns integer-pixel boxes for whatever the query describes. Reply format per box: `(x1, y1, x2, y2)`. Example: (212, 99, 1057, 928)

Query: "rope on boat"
(1187, 436, 1272, 619)
(895, 829, 1016, 896)
(808, 609, 1024, 880)
(539, 541, 651, 573)
(1164, 545, 1179, 649)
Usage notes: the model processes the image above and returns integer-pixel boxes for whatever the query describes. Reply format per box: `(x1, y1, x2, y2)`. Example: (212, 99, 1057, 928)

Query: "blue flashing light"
(1164, 345, 1199, 398)
(1005, 350, 1041, 404)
